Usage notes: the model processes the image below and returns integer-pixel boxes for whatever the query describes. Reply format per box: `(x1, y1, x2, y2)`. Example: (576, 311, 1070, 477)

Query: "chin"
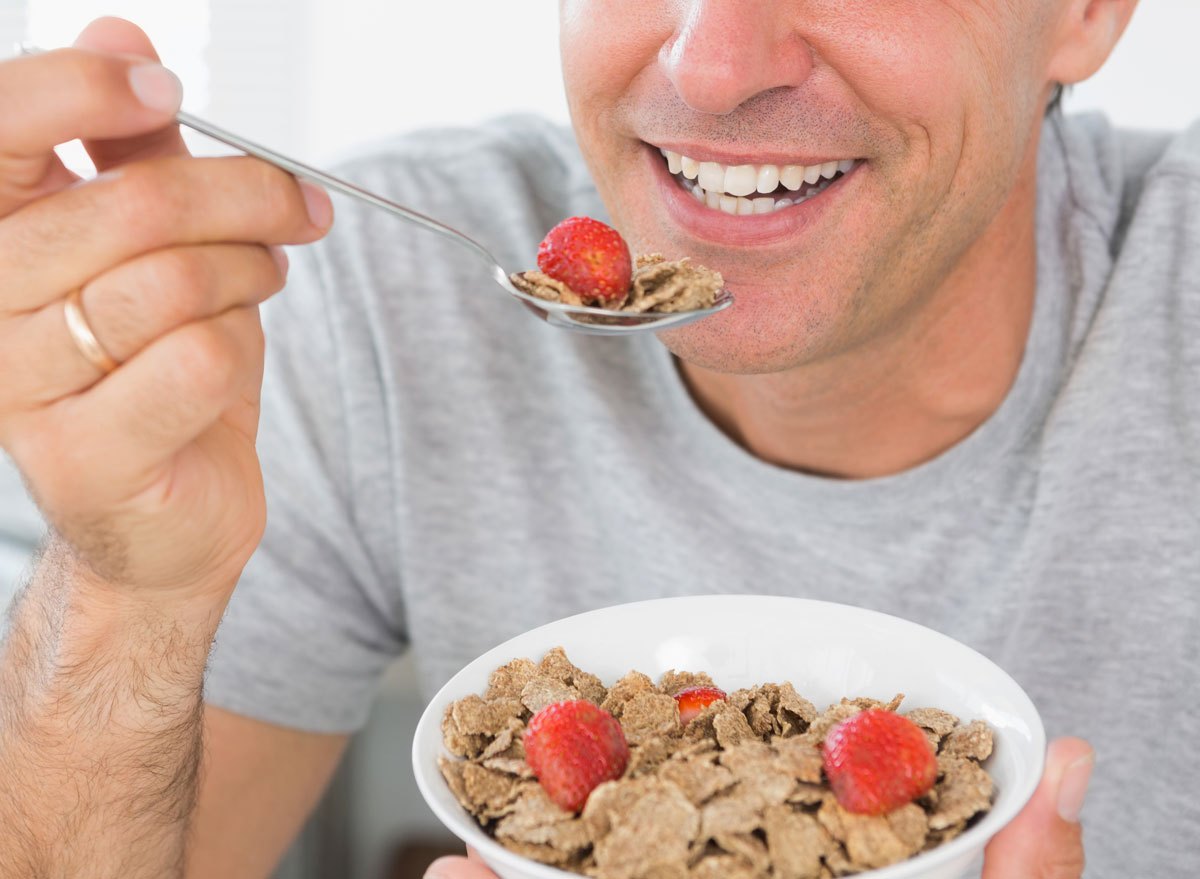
(656, 292, 838, 375)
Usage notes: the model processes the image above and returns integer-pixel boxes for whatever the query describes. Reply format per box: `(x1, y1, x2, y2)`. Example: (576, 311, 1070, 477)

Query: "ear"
(1046, 0, 1139, 85)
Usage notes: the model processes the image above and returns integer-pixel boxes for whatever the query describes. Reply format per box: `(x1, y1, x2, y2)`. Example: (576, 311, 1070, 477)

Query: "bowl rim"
(413, 594, 1046, 879)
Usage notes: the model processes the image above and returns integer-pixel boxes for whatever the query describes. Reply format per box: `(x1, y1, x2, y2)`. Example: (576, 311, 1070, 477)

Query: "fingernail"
(128, 63, 183, 114)
(299, 180, 334, 229)
(269, 245, 290, 275)
(1057, 751, 1095, 823)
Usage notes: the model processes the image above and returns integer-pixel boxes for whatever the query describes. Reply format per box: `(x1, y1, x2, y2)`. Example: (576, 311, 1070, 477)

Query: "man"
(0, 1, 1195, 876)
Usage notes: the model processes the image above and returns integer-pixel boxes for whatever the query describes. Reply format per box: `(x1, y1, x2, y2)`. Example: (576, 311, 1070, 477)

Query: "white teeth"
(723, 164, 758, 197)
(780, 165, 805, 191)
(663, 149, 857, 195)
(698, 162, 725, 192)
(666, 148, 858, 215)
(756, 165, 780, 194)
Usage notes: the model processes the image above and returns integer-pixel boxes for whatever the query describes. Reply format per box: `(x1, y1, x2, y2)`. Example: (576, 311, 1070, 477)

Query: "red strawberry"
(536, 216, 633, 305)
(523, 700, 630, 812)
(674, 686, 727, 725)
(822, 708, 938, 816)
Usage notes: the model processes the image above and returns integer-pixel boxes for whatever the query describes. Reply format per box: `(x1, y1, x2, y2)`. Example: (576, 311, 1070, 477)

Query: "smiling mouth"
(655, 147, 861, 216)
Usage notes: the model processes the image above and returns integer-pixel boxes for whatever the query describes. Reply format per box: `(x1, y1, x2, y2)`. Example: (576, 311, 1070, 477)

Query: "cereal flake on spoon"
(511, 216, 725, 314)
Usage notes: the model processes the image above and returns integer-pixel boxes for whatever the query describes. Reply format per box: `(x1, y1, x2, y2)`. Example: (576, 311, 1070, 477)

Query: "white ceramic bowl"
(413, 596, 1045, 879)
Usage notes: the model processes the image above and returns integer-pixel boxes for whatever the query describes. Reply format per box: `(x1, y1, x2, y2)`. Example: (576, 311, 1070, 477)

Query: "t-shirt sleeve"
(203, 239, 405, 734)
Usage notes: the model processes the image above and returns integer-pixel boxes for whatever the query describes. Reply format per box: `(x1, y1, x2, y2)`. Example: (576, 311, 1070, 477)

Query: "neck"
(678, 139, 1042, 480)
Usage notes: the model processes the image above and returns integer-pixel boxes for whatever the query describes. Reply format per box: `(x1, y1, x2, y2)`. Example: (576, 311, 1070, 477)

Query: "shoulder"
(1049, 112, 1200, 246)
(326, 114, 597, 227)
(1049, 114, 1200, 420)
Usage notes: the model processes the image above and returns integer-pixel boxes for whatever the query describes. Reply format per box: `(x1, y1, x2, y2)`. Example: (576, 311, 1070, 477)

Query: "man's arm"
(0, 544, 218, 876)
(0, 16, 333, 877)
(0, 547, 348, 879)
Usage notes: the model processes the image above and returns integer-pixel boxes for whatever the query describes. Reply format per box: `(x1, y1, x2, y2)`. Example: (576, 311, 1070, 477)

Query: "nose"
(660, 0, 814, 115)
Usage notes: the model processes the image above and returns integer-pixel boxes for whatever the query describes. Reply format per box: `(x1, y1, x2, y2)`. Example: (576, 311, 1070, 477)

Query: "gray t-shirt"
(201, 112, 1200, 875)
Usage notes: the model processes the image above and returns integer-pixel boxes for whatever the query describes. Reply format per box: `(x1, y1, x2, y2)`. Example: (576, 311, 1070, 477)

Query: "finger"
(0, 48, 181, 217)
(222, 307, 267, 445)
(424, 855, 499, 879)
(982, 737, 1093, 879)
(8, 306, 265, 515)
(0, 146, 78, 218)
(73, 17, 190, 169)
(0, 155, 331, 313)
(0, 243, 287, 410)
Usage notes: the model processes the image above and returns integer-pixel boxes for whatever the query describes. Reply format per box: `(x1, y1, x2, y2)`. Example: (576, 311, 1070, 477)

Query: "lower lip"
(645, 145, 860, 248)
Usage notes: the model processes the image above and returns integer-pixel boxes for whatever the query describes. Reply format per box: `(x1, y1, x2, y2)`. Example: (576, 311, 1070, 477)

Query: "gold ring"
(63, 288, 120, 376)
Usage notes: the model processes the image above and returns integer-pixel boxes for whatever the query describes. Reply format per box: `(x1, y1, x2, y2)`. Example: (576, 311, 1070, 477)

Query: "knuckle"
(246, 160, 307, 229)
(31, 50, 132, 126)
(144, 248, 215, 315)
(66, 51, 126, 109)
(87, 249, 214, 355)
(260, 247, 288, 295)
(84, 275, 142, 354)
(1044, 845, 1085, 879)
(170, 322, 238, 398)
(108, 161, 180, 247)
(0, 50, 121, 155)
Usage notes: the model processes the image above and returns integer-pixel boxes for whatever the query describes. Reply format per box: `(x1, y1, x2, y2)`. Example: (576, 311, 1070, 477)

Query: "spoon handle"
(176, 112, 501, 267)
(15, 43, 502, 272)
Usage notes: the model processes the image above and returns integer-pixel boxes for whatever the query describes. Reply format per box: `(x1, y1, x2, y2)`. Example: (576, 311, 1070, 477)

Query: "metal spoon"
(19, 44, 733, 336)
(176, 113, 734, 335)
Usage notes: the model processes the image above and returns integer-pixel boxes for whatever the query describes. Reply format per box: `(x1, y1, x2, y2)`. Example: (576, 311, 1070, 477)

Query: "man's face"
(559, 0, 1064, 373)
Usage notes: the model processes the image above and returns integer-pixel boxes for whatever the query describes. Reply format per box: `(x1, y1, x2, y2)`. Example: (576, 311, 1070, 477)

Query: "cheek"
(559, 3, 673, 238)
(818, 3, 1037, 169)
(559, 2, 670, 121)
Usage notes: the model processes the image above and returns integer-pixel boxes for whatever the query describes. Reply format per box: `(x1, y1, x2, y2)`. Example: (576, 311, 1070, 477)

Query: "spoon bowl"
(498, 267, 733, 335)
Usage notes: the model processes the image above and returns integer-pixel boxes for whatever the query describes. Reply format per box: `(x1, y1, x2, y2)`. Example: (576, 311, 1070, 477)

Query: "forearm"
(0, 539, 230, 879)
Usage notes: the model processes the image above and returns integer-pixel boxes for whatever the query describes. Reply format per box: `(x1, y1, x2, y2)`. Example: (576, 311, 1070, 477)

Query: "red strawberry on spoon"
(537, 216, 633, 306)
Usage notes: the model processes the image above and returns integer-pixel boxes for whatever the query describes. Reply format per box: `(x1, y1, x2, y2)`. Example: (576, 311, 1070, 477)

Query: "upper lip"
(647, 140, 858, 167)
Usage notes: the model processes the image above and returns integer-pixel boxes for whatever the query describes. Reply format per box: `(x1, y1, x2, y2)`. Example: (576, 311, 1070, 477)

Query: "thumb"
(982, 737, 1094, 879)
(424, 854, 499, 879)
(73, 16, 189, 170)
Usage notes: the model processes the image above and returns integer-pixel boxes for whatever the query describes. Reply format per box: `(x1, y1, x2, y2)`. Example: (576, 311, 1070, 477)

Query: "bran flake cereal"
(511, 254, 723, 314)
(439, 648, 996, 877)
